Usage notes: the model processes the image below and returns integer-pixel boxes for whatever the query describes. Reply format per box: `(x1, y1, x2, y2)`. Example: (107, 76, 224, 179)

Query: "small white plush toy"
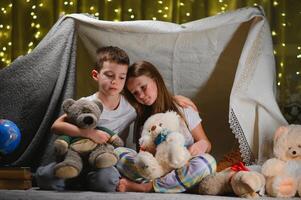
(261, 125, 301, 198)
(135, 111, 191, 180)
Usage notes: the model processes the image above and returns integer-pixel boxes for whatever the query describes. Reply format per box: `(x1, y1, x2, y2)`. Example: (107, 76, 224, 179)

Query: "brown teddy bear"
(53, 98, 124, 179)
(199, 162, 265, 198)
(261, 125, 301, 197)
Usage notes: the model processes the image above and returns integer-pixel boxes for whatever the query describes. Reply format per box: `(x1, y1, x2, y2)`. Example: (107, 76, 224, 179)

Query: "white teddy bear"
(262, 125, 301, 198)
(135, 111, 191, 180)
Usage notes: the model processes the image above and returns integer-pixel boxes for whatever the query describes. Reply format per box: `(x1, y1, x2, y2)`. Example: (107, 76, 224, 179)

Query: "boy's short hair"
(94, 46, 130, 71)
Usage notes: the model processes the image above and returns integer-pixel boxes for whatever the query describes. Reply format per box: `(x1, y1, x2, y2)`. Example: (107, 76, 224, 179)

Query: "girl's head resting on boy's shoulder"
(125, 61, 183, 121)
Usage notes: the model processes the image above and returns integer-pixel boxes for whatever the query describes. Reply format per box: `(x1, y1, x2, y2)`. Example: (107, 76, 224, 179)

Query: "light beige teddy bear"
(199, 162, 265, 198)
(262, 125, 301, 198)
(135, 111, 191, 180)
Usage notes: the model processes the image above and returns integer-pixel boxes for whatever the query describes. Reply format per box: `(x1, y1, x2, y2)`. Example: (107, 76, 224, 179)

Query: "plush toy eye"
(159, 123, 163, 127)
(298, 145, 301, 148)
(288, 147, 292, 150)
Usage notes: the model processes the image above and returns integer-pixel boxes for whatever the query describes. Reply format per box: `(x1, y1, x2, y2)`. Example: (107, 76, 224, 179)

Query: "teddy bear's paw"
(135, 151, 164, 180)
(231, 171, 265, 198)
(54, 159, 82, 179)
(54, 139, 69, 155)
(266, 176, 297, 197)
(277, 177, 297, 197)
(241, 192, 259, 199)
(94, 152, 118, 168)
(54, 149, 83, 179)
(89, 143, 117, 168)
(168, 148, 190, 169)
(54, 165, 80, 179)
(237, 171, 265, 193)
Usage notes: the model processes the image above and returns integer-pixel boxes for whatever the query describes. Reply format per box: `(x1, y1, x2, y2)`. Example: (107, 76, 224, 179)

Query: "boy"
(36, 46, 137, 192)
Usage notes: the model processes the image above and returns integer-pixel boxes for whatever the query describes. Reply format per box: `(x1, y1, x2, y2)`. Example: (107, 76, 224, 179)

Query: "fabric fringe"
(229, 109, 255, 165)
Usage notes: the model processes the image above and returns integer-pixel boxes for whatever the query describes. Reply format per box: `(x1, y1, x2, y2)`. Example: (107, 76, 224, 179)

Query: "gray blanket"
(0, 17, 77, 168)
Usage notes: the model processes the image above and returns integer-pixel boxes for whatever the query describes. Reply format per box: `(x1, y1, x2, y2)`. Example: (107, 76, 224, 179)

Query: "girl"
(116, 61, 216, 193)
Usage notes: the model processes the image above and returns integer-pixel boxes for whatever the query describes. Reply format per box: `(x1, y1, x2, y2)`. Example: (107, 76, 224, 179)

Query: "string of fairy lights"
(27, 1, 44, 54)
(0, 0, 300, 98)
(0, 3, 12, 66)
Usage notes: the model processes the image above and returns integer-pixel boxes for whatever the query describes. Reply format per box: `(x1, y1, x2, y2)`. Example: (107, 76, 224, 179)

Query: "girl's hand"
(83, 129, 110, 144)
(174, 95, 198, 111)
(188, 139, 209, 156)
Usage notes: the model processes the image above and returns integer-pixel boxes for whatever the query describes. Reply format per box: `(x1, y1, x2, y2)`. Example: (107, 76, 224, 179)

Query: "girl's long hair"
(124, 61, 185, 146)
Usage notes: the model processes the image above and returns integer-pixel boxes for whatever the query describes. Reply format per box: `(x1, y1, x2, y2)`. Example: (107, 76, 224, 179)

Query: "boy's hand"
(83, 129, 110, 144)
(174, 95, 198, 111)
(140, 145, 156, 155)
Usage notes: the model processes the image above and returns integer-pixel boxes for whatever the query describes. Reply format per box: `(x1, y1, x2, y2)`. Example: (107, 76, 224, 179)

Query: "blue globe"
(0, 119, 21, 155)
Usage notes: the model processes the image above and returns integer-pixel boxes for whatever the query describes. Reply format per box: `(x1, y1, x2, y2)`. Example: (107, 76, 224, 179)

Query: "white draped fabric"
(67, 6, 287, 165)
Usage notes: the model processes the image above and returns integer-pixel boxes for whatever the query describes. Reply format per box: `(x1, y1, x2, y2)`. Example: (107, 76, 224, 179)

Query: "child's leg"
(35, 162, 66, 191)
(114, 147, 153, 192)
(86, 166, 121, 192)
(115, 147, 148, 183)
(153, 153, 216, 193)
(117, 153, 216, 193)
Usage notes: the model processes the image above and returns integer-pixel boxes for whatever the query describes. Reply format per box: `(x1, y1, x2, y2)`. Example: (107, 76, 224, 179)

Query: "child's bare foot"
(117, 178, 153, 192)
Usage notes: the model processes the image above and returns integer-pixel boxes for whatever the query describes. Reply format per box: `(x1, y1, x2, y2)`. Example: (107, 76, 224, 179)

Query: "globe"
(0, 119, 21, 155)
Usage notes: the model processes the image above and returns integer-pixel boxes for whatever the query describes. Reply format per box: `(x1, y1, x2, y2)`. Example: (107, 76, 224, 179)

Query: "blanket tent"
(0, 6, 287, 172)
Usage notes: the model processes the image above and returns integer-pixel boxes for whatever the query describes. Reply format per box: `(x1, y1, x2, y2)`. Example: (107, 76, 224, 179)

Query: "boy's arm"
(174, 95, 198, 111)
(51, 114, 110, 144)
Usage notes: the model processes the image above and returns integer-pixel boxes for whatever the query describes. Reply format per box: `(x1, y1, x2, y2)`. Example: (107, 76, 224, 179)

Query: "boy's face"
(92, 61, 128, 96)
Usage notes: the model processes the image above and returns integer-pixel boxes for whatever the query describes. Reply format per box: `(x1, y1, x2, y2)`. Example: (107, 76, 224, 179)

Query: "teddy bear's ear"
(274, 126, 289, 141)
(62, 98, 75, 112)
(93, 100, 103, 113)
(273, 126, 290, 160)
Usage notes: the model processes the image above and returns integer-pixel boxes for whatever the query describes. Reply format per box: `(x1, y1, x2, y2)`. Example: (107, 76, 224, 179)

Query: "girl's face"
(127, 75, 158, 106)
(92, 61, 128, 96)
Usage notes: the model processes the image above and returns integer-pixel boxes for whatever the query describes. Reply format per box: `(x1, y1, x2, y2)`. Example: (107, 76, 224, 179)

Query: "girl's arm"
(51, 114, 110, 144)
(188, 123, 212, 156)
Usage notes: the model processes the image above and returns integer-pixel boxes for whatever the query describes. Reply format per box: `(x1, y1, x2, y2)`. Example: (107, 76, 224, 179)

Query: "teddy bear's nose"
(292, 151, 296, 155)
(151, 125, 156, 131)
(83, 116, 93, 125)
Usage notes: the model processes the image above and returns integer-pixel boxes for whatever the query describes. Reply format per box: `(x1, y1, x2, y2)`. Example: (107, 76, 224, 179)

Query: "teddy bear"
(134, 111, 191, 180)
(53, 98, 124, 179)
(199, 162, 266, 198)
(261, 124, 301, 198)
